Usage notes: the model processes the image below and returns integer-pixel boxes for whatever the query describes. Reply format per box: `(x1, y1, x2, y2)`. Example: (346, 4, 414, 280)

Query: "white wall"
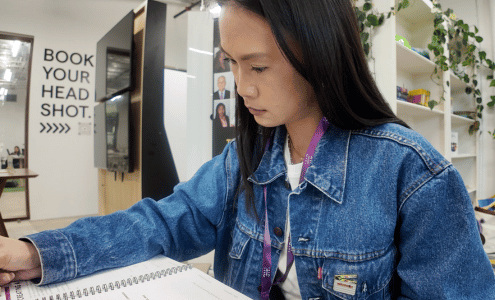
(164, 69, 188, 182)
(186, 11, 214, 180)
(0, 0, 146, 220)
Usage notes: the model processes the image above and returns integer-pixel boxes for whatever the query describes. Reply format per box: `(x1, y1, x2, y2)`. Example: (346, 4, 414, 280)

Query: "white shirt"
(277, 134, 302, 299)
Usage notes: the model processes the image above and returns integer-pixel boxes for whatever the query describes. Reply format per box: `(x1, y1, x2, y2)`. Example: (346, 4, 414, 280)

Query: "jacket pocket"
(229, 222, 252, 259)
(226, 224, 252, 287)
(321, 245, 396, 300)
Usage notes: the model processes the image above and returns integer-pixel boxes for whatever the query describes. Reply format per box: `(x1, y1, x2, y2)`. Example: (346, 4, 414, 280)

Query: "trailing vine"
(353, 0, 410, 59)
(427, 1, 495, 135)
(353, 0, 495, 139)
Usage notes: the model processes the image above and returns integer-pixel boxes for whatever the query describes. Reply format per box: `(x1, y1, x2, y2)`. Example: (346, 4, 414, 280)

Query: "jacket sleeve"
(396, 165, 495, 299)
(22, 141, 240, 285)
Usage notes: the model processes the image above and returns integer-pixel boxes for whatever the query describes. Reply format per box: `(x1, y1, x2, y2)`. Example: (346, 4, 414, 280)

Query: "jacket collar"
(248, 124, 350, 204)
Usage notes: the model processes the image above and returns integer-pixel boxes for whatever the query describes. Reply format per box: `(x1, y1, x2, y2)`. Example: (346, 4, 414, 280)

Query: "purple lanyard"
(260, 117, 330, 299)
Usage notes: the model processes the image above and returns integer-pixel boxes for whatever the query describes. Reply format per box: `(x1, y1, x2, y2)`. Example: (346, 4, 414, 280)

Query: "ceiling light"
(3, 69, 12, 81)
(209, 4, 221, 18)
(3, 89, 8, 96)
(188, 47, 213, 56)
(12, 40, 21, 58)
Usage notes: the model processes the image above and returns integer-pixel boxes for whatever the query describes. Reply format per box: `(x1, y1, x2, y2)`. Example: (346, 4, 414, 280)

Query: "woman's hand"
(0, 236, 41, 286)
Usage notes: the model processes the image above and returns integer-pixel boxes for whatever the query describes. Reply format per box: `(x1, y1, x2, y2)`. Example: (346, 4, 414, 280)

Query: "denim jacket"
(25, 123, 495, 299)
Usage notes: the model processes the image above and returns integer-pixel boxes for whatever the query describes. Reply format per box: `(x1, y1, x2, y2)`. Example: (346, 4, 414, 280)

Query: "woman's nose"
(235, 73, 258, 99)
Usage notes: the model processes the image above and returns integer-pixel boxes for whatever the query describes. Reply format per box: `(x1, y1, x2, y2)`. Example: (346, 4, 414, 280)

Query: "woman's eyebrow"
(219, 45, 268, 61)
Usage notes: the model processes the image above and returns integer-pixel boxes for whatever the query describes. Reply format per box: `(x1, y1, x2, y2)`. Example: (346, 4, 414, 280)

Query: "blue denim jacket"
(25, 123, 495, 299)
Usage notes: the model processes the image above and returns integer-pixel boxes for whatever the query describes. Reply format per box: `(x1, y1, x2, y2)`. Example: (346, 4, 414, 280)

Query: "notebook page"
(0, 256, 252, 300)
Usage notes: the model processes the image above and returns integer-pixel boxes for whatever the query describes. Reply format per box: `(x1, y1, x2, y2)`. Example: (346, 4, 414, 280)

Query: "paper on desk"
(0, 255, 250, 300)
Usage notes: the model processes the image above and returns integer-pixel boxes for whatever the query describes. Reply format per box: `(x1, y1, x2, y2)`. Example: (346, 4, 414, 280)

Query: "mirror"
(0, 32, 33, 220)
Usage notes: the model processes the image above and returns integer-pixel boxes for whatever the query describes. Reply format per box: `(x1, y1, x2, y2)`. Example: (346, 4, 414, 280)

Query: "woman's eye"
(251, 66, 267, 73)
(223, 57, 236, 65)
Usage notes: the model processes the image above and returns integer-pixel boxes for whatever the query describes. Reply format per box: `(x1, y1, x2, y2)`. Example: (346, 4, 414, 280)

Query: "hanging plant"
(427, 1, 495, 136)
(353, 0, 409, 58)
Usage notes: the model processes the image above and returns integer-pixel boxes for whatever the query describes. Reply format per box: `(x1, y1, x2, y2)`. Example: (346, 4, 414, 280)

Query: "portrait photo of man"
(213, 75, 231, 100)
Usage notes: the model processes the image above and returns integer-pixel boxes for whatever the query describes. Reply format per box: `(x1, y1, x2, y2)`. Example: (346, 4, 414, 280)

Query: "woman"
(13, 146, 21, 156)
(213, 103, 230, 129)
(0, 1, 493, 299)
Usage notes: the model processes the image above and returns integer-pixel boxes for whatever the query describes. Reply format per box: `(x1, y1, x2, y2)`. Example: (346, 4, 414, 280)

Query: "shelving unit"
(387, 0, 480, 205)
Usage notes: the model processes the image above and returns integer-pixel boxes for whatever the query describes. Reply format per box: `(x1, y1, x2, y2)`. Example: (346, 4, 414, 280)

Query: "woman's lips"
(248, 107, 266, 116)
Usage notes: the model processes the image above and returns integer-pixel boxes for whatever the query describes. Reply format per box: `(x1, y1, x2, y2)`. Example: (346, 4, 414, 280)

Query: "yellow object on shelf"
(407, 89, 430, 107)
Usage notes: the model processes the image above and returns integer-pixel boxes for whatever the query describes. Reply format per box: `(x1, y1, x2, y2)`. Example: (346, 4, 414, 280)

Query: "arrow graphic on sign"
(40, 123, 71, 134)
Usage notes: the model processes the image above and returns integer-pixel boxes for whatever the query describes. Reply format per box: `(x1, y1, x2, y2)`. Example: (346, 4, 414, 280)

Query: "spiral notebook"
(0, 255, 251, 300)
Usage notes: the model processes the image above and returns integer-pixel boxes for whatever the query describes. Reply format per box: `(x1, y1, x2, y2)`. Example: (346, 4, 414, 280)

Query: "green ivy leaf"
(475, 36, 483, 43)
(363, 3, 372, 11)
(466, 87, 473, 94)
(488, 96, 495, 107)
(363, 43, 370, 56)
(428, 100, 438, 110)
(463, 75, 470, 83)
(447, 81, 450, 87)
(476, 97, 482, 104)
(473, 80, 478, 87)
(479, 51, 487, 61)
(378, 14, 385, 25)
(367, 14, 379, 26)
(491, 80, 495, 87)
(402, 0, 410, 9)
(475, 26, 479, 34)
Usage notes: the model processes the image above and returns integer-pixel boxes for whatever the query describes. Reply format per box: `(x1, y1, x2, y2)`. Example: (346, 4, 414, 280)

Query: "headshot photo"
(213, 47, 231, 73)
(213, 75, 231, 100)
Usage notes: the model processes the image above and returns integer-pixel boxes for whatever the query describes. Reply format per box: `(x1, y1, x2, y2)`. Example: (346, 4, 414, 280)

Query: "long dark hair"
(215, 0, 408, 219)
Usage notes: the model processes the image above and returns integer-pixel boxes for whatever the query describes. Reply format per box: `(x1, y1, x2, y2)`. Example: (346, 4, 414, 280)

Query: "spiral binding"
(35, 264, 193, 300)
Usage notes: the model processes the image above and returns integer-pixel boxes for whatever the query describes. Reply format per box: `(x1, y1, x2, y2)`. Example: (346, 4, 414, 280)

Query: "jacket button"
(273, 227, 283, 237)
(284, 181, 291, 190)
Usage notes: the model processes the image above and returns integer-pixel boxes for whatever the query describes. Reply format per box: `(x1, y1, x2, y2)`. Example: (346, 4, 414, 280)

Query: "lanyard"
(260, 117, 330, 300)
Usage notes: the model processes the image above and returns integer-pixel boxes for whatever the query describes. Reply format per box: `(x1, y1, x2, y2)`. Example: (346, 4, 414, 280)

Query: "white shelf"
(391, 0, 479, 202)
(396, 100, 443, 118)
(396, 0, 434, 28)
(396, 43, 436, 75)
(451, 114, 475, 126)
(450, 73, 472, 94)
(451, 154, 477, 159)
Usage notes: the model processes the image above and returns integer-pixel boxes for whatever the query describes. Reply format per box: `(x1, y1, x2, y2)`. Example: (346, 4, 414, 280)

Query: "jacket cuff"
(21, 230, 77, 285)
